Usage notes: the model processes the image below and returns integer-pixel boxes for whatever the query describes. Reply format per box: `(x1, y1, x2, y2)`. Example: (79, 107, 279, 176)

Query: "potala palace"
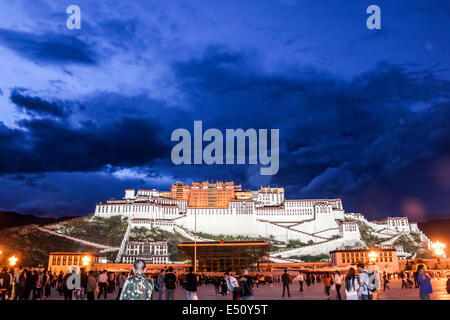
(94, 181, 432, 262)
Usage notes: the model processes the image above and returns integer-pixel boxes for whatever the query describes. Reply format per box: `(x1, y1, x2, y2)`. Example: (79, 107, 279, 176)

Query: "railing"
(115, 217, 132, 263)
(257, 219, 330, 241)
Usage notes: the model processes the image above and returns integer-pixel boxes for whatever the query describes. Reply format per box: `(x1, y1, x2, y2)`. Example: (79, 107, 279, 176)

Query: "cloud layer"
(0, 0, 449, 220)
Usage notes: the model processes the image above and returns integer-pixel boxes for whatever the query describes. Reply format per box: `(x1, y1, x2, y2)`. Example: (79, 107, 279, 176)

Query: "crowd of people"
(1, 262, 449, 300)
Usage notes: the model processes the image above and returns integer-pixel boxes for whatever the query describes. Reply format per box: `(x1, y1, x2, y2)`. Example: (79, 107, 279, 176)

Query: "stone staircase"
(115, 218, 132, 263)
(258, 219, 330, 241)
(173, 225, 215, 241)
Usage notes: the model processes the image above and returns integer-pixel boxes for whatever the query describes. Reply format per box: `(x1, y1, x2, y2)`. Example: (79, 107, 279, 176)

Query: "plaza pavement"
(44, 278, 450, 300)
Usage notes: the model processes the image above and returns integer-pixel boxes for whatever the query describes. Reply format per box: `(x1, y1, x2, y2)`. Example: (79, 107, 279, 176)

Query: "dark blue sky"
(0, 0, 449, 221)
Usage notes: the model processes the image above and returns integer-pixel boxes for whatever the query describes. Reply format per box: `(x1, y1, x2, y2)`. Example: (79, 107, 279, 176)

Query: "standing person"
(0, 267, 12, 300)
(185, 267, 198, 300)
(107, 272, 115, 293)
(306, 273, 311, 287)
(400, 271, 407, 289)
(382, 272, 390, 291)
(62, 269, 74, 300)
(156, 269, 165, 300)
(416, 264, 433, 300)
(116, 272, 127, 300)
(334, 271, 343, 300)
(43, 270, 51, 299)
(220, 278, 228, 296)
(73, 267, 83, 301)
(164, 267, 177, 300)
(57, 271, 63, 295)
(281, 269, 291, 298)
(213, 277, 220, 295)
(323, 272, 333, 300)
(31, 270, 38, 300)
(239, 270, 254, 300)
(357, 263, 371, 301)
(413, 271, 419, 288)
(23, 269, 32, 300)
(254, 274, 259, 288)
(297, 272, 304, 292)
(224, 272, 239, 300)
(120, 260, 153, 300)
(86, 271, 97, 301)
(97, 270, 108, 300)
(15, 268, 26, 300)
(79, 268, 88, 300)
(344, 268, 359, 300)
(35, 270, 43, 300)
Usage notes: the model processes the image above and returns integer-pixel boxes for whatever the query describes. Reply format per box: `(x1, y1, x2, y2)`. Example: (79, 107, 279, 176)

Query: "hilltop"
(0, 211, 77, 230)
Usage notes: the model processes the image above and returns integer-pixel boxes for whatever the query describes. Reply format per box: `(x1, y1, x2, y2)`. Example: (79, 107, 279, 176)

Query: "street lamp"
(368, 250, 378, 264)
(9, 255, 18, 267)
(194, 209, 197, 274)
(431, 241, 446, 257)
(82, 255, 91, 267)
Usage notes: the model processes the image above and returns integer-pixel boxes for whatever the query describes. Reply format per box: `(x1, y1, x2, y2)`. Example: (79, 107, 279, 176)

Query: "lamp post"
(431, 241, 446, 275)
(9, 255, 18, 267)
(194, 209, 197, 274)
(82, 255, 91, 267)
(431, 241, 446, 257)
(368, 250, 378, 264)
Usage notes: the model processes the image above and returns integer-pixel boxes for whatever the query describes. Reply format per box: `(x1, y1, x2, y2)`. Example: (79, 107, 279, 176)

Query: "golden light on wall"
(431, 241, 446, 257)
(9, 255, 18, 266)
(368, 250, 378, 263)
(82, 255, 91, 266)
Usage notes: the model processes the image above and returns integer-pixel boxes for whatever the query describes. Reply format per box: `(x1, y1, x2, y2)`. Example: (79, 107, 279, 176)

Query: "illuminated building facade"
(48, 252, 99, 274)
(122, 241, 169, 264)
(329, 248, 399, 272)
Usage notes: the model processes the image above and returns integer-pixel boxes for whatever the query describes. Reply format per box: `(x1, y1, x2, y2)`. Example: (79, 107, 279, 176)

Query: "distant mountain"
(418, 218, 450, 255)
(0, 211, 78, 230)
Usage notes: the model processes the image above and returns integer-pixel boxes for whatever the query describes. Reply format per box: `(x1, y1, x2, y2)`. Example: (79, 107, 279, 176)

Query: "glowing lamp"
(368, 250, 378, 263)
(9, 255, 18, 266)
(82, 255, 91, 266)
(431, 241, 446, 257)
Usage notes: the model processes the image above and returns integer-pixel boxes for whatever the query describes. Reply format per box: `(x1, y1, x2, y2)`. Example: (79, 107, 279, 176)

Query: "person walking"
(156, 269, 165, 300)
(120, 260, 153, 300)
(164, 267, 177, 300)
(0, 267, 12, 300)
(281, 269, 291, 298)
(344, 268, 359, 300)
(224, 272, 239, 300)
(297, 272, 304, 292)
(334, 271, 343, 300)
(185, 267, 198, 300)
(116, 272, 127, 300)
(239, 270, 254, 300)
(62, 269, 74, 300)
(97, 270, 108, 300)
(357, 263, 371, 301)
(79, 268, 88, 300)
(86, 271, 97, 301)
(43, 270, 51, 299)
(382, 272, 390, 291)
(400, 271, 407, 289)
(213, 277, 220, 295)
(417, 264, 433, 300)
(323, 272, 333, 300)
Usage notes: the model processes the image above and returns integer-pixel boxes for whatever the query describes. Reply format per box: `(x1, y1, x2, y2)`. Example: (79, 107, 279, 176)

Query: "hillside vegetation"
(0, 225, 101, 267)
(55, 215, 128, 247)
